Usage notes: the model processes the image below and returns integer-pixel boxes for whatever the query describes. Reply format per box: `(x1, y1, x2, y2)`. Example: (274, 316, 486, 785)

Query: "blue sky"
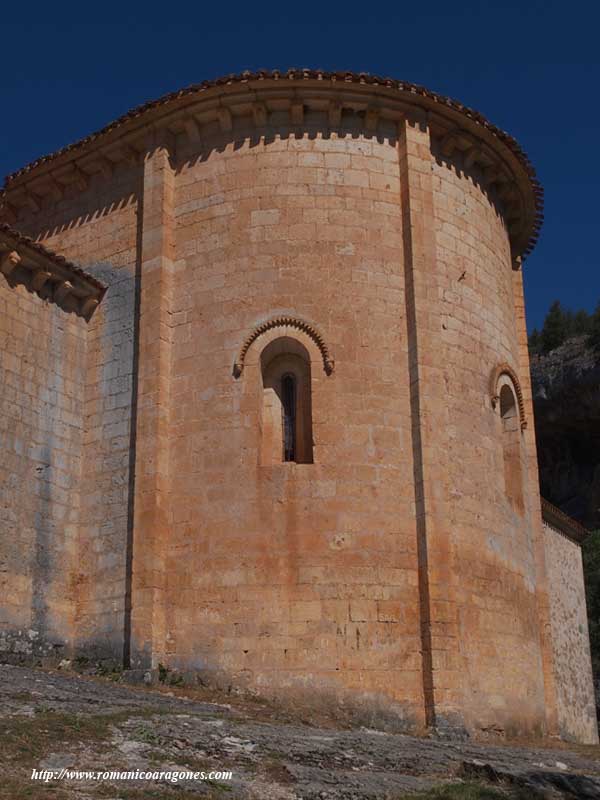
(1, 0, 597, 331)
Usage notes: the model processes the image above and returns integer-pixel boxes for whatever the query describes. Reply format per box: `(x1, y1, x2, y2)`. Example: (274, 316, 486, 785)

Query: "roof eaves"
(0, 69, 544, 259)
(0, 223, 106, 291)
(0, 223, 106, 318)
(541, 497, 590, 545)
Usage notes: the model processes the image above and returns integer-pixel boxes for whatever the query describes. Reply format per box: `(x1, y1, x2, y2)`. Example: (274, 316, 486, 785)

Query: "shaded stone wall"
(428, 154, 549, 736)
(13, 169, 139, 664)
(0, 279, 86, 661)
(544, 521, 598, 743)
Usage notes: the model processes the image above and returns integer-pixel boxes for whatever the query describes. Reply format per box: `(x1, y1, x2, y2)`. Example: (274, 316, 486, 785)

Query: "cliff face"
(531, 336, 600, 528)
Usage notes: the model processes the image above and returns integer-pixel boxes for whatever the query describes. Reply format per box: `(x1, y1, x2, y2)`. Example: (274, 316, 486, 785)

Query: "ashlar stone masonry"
(0, 70, 596, 744)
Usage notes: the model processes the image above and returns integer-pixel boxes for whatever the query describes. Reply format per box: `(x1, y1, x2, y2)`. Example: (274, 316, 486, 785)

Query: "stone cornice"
(0, 69, 542, 260)
(541, 498, 590, 545)
(0, 223, 105, 318)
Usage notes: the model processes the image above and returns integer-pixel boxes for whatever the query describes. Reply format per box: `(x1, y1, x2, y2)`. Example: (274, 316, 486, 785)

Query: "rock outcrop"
(531, 336, 600, 528)
(2, 663, 600, 799)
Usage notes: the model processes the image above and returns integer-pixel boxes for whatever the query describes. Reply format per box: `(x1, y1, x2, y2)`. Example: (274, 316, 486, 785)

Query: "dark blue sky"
(1, 1, 597, 331)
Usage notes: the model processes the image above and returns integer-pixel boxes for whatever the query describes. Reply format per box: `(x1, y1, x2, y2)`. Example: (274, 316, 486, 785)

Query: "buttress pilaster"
(128, 141, 174, 669)
(398, 114, 466, 734)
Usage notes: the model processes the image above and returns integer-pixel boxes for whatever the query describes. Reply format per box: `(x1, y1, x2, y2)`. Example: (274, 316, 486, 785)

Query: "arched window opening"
(281, 373, 297, 462)
(260, 338, 313, 465)
(499, 383, 524, 513)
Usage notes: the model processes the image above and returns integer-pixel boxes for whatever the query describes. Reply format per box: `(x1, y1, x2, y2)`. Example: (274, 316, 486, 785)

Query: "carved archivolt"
(233, 316, 334, 378)
(489, 363, 527, 430)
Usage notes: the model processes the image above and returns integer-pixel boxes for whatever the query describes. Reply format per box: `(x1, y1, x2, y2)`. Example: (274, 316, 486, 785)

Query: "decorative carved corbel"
(484, 165, 500, 184)
(47, 178, 64, 201)
(81, 296, 100, 317)
(54, 280, 73, 303)
(72, 166, 89, 192)
(440, 131, 458, 157)
(217, 107, 233, 132)
(31, 269, 52, 291)
(365, 107, 379, 132)
(464, 147, 481, 169)
(184, 116, 202, 142)
(0, 250, 21, 276)
(252, 103, 268, 127)
(328, 100, 342, 127)
(497, 182, 516, 202)
(290, 102, 304, 125)
(97, 156, 114, 181)
(113, 142, 140, 167)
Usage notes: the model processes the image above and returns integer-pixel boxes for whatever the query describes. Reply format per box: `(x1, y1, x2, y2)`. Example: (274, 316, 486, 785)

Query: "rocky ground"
(2, 664, 600, 799)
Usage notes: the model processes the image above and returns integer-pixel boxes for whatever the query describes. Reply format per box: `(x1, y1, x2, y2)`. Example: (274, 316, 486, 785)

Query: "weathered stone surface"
(543, 519, 598, 743)
(0, 73, 596, 744)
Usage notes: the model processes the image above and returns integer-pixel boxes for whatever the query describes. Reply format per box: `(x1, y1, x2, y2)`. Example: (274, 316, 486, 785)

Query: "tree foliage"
(528, 300, 594, 355)
(589, 301, 600, 353)
(541, 301, 570, 353)
(582, 530, 600, 676)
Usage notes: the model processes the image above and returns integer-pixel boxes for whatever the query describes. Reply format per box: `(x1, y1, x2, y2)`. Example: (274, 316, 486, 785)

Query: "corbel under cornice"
(0, 72, 543, 260)
(0, 223, 105, 319)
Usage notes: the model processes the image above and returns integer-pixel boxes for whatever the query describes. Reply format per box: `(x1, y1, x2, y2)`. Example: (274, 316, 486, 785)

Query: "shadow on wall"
(71, 258, 139, 668)
(13, 118, 400, 239)
(8, 170, 140, 667)
(32, 446, 51, 642)
(13, 181, 138, 246)
(429, 138, 508, 229)
(172, 116, 399, 178)
(31, 305, 71, 661)
(10, 115, 510, 247)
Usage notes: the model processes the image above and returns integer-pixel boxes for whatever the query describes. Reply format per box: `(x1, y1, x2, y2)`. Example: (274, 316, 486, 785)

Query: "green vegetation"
(0, 777, 71, 800)
(157, 662, 183, 686)
(528, 300, 600, 355)
(591, 302, 600, 353)
(1, 710, 123, 762)
(0, 707, 169, 800)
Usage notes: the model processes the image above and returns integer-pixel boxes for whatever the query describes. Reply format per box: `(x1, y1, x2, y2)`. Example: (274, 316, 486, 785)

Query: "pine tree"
(540, 300, 568, 353)
(589, 301, 600, 352)
(573, 309, 592, 336)
(528, 328, 541, 354)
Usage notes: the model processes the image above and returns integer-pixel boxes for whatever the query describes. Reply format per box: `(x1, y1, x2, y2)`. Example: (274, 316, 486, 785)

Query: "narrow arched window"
(281, 373, 297, 462)
(260, 338, 313, 465)
(499, 383, 524, 513)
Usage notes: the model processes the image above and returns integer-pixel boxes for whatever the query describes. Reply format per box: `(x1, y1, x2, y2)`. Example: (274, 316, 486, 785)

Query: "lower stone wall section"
(543, 520, 599, 743)
(0, 281, 87, 663)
